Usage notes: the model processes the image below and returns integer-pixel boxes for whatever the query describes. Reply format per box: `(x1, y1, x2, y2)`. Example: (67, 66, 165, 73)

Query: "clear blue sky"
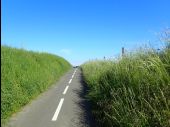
(2, 0, 170, 65)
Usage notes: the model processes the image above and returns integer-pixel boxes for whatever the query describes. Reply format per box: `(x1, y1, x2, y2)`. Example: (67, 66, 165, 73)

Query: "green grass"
(1, 45, 71, 124)
(82, 46, 170, 127)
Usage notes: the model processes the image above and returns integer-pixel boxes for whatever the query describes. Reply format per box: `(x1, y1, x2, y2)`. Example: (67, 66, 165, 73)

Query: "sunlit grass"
(1, 46, 71, 124)
(82, 46, 170, 127)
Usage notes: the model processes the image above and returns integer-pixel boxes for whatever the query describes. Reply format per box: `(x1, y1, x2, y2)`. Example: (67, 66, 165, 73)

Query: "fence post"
(122, 47, 125, 57)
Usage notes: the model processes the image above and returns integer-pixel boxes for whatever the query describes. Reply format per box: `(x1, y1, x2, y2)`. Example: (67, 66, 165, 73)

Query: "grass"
(1, 45, 71, 124)
(82, 45, 170, 127)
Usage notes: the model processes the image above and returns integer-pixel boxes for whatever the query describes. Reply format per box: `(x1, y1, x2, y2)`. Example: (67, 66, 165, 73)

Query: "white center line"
(68, 78, 72, 84)
(63, 85, 69, 95)
(51, 98, 64, 121)
(72, 74, 74, 78)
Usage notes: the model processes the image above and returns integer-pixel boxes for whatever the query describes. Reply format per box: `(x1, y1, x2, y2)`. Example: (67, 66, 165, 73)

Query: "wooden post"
(122, 47, 125, 57)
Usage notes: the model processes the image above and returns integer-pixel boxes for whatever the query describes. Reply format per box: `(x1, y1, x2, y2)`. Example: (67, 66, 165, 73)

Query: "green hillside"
(1, 45, 71, 123)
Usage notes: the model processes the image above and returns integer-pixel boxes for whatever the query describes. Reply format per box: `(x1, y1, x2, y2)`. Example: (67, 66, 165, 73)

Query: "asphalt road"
(8, 68, 96, 127)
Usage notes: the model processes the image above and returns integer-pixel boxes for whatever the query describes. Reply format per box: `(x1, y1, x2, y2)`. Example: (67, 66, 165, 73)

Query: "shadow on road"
(72, 71, 97, 127)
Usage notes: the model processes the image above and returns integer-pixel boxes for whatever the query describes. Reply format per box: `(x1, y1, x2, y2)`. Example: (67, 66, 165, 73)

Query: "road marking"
(52, 98, 64, 121)
(72, 74, 74, 78)
(73, 69, 77, 76)
(69, 78, 72, 84)
(69, 69, 77, 84)
(63, 85, 69, 95)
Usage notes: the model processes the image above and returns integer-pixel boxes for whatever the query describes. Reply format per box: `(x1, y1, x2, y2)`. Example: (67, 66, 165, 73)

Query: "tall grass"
(1, 46, 71, 123)
(82, 46, 170, 127)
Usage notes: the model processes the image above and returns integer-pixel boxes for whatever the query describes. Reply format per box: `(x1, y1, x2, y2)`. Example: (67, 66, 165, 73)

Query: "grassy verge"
(82, 46, 170, 127)
(1, 45, 71, 124)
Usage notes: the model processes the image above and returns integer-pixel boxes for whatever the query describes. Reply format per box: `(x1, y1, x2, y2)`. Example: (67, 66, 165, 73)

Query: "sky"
(2, 0, 170, 65)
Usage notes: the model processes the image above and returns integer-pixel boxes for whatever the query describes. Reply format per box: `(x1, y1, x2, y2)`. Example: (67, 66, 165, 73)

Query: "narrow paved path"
(8, 68, 96, 127)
